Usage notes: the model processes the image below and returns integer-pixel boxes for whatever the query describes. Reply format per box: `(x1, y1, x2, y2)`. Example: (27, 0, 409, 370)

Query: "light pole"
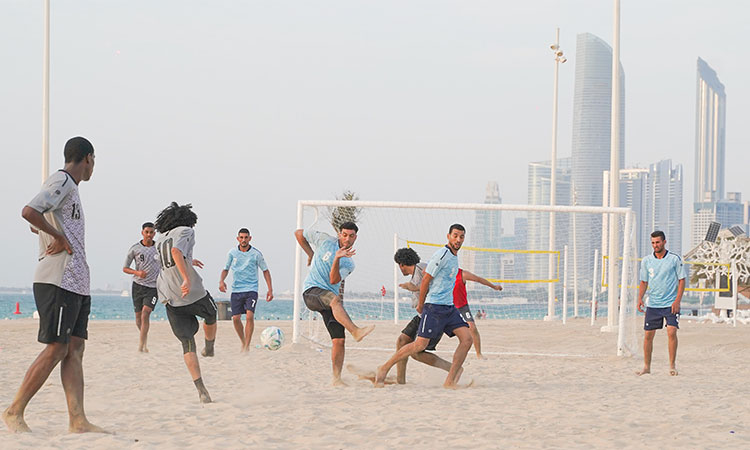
(606, 0, 622, 330)
(546, 28, 567, 320)
(42, 0, 50, 182)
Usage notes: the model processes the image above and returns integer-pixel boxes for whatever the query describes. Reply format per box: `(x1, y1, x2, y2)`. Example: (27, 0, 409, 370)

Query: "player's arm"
(171, 247, 191, 298)
(21, 206, 71, 255)
(637, 281, 648, 312)
(123, 250, 146, 278)
(219, 269, 229, 293)
(416, 272, 433, 314)
(330, 247, 356, 284)
(263, 269, 273, 302)
(462, 270, 502, 291)
(672, 278, 686, 314)
(399, 281, 419, 292)
(294, 229, 314, 266)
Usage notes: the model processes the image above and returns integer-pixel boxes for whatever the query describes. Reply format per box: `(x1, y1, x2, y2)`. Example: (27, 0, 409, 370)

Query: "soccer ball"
(260, 326, 284, 351)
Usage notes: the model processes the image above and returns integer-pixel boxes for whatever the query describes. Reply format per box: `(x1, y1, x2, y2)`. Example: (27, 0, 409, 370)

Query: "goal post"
(292, 200, 637, 356)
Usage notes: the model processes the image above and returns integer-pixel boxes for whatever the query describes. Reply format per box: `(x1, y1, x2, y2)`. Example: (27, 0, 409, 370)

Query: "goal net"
(292, 200, 639, 357)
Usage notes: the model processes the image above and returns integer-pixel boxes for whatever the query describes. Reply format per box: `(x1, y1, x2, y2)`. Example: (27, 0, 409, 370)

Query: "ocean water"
(0, 292, 610, 321)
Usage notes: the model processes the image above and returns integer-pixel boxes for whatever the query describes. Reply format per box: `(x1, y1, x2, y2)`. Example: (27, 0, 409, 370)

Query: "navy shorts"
(644, 307, 679, 330)
(401, 315, 441, 351)
(231, 291, 259, 316)
(417, 303, 469, 340)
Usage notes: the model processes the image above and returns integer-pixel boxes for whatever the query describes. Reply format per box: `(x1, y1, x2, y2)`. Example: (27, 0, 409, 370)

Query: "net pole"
(393, 233, 399, 324)
(292, 202, 304, 344)
(562, 245, 568, 324)
(617, 211, 633, 356)
(732, 262, 738, 327)
(591, 249, 598, 325)
(573, 213, 579, 317)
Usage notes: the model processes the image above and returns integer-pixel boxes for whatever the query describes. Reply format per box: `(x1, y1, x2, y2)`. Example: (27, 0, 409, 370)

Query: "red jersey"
(453, 268, 468, 308)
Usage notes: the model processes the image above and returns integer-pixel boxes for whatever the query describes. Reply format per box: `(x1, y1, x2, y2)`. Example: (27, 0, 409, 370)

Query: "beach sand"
(1, 318, 748, 449)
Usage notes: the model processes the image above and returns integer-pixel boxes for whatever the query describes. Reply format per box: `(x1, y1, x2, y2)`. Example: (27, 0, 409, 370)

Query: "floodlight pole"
(42, 0, 50, 182)
(606, 0, 622, 330)
(546, 28, 564, 320)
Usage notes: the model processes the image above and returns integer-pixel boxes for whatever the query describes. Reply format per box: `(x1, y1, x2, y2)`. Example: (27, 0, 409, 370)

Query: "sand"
(1, 318, 749, 449)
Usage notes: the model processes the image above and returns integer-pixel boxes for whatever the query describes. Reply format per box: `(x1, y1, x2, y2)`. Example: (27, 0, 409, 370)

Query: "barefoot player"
(154, 202, 216, 403)
(454, 268, 502, 359)
(375, 224, 473, 389)
(4, 137, 107, 433)
(219, 227, 273, 352)
(294, 222, 375, 385)
(123, 222, 160, 353)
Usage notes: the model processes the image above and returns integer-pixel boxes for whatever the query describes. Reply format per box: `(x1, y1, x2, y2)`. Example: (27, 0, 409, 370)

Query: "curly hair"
(394, 247, 420, 266)
(154, 202, 198, 233)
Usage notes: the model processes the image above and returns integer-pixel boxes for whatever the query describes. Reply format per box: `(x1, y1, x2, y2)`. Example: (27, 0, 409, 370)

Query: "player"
(374, 224, 473, 389)
(154, 202, 216, 403)
(294, 222, 375, 385)
(636, 230, 686, 376)
(123, 222, 160, 352)
(453, 268, 502, 359)
(4, 137, 106, 433)
(219, 227, 273, 352)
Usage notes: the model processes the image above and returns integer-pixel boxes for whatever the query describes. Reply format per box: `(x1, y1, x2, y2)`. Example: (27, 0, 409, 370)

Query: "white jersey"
(124, 241, 160, 288)
(155, 226, 206, 307)
(27, 170, 89, 296)
(409, 263, 427, 308)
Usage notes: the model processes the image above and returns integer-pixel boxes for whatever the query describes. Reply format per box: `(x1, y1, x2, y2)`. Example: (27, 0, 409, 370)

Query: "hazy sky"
(1, 1, 748, 294)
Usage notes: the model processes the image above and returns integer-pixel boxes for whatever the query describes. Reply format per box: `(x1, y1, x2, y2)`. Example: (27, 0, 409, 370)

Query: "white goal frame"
(292, 200, 636, 356)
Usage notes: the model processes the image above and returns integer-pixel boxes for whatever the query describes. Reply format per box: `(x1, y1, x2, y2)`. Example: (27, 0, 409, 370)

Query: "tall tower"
(694, 58, 726, 204)
(570, 33, 625, 279)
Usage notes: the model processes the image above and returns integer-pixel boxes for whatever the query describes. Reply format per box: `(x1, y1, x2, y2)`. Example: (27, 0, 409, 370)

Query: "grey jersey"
(27, 170, 90, 296)
(124, 241, 160, 288)
(409, 263, 427, 308)
(155, 226, 206, 307)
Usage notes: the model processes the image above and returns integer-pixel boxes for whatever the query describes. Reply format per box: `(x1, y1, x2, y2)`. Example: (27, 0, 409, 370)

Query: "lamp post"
(546, 28, 567, 320)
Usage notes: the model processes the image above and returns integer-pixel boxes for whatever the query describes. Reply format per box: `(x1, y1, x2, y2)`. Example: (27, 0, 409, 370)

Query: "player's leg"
(139, 305, 153, 353)
(3, 342, 68, 433)
(375, 337, 430, 387)
(329, 297, 374, 342)
(321, 310, 347, 386)
(201, 295, 218, 357)
(241, 292, 258, 351)
(133, 283, 142, 331)
(166, 303, 211, 403)
(59, 294, 106, 433)
(459, 305, 484, 359)
(666, 310, 679, 375)
(411, 336, 452, 372)
(230, 293, 246, 349)
(444, 326, 472, 389)
(637, 308, 660, 376)
(396, 315, 420, 384)
(134, 310, 142, 331)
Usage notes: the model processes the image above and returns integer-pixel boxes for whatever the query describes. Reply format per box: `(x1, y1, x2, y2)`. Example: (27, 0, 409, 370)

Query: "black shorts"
(401, 315, 441, 351)
(457, 304, 475, 323)
(166, 293, 218, 345)
(132, 282, 158, 312)
(34, 283, 91, 344)
(303, 287, 345, 340)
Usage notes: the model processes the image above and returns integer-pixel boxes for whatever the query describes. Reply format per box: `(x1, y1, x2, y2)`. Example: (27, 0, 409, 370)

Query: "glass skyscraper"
(570, 33, 625, 278)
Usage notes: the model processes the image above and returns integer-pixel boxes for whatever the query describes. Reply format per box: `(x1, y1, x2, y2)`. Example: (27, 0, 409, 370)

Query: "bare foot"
(199, 390, 212, 404)
(139, 345, 149, 353)
(352, 325, 375, 342)
(373, 365, 388, 388)
(332, 378, 348, 387)
(635, 367, 650, 376)
(444, 378, 475, 389)
(240, 346, 249, 353)
(669, 367, 678, 376)
(346, 365, 397, 385)
(3, 408, 31, 433)
(476, 353, 487, 360)
(69, 420, 111, 434)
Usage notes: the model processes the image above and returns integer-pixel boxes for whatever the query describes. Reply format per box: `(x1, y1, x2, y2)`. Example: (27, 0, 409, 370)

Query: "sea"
(0, 292, 600, 321)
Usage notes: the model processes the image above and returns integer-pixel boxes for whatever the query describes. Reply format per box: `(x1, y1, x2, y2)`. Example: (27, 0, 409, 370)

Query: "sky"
(1, 0, 748, 294)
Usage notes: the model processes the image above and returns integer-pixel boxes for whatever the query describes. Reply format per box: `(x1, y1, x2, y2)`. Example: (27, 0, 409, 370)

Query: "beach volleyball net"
(291, 200, 639, 356)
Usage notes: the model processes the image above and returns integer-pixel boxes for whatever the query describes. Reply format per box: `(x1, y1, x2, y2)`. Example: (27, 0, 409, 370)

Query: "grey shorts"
(457, 304, 475, 323)
(303, 287, 338, 312)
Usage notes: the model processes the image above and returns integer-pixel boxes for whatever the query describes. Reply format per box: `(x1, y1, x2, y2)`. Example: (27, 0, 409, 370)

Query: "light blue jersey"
(640, 251, 687, 308)
(424, 246, 458, 306)
(225, 246, 268, 293)
(302, 230, 354, 295)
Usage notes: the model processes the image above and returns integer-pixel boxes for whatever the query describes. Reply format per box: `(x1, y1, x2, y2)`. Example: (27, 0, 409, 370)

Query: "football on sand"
(260, 326, 284, 350)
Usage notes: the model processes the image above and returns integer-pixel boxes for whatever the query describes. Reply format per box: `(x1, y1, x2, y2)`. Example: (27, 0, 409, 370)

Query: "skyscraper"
(472, 182, 503, 282)
(570, 33, 625, 279)
(694, 58, 726, 204)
